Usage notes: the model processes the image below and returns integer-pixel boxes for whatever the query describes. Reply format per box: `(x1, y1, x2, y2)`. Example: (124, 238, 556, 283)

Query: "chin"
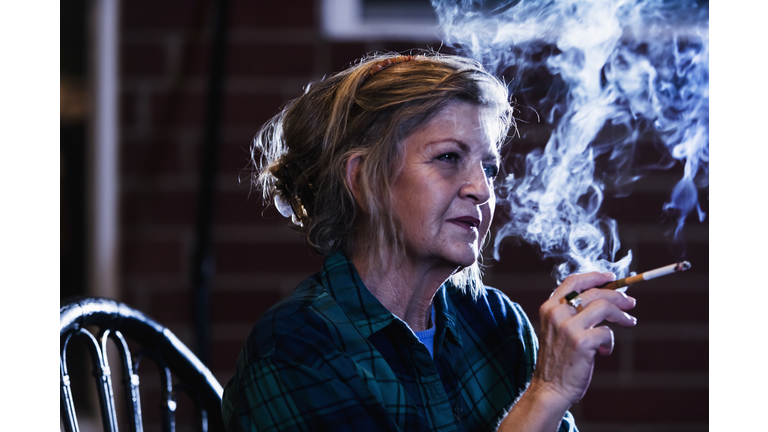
(444, 245, 479, 268)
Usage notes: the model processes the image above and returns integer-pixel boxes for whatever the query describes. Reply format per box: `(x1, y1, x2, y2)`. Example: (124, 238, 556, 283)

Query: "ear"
(345, 154, 369, 213)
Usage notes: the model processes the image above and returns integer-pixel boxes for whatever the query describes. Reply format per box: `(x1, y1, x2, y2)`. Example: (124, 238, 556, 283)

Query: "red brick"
(215, 241, 323, 274)
(634, 241, 709, 274)
(579, 389, 708, 423)
(376, 42, 437, 55)
(121, 91, 137, 126)
(151, 92, 206, 127)
(122, 192, 198, 225)
(504, 123, 551, 153)
(122, 43, 166, 77)
(175, 41, 212, 76)
(211, 339, 247, 373)
(151, 192, 198, 224)
(484, 236, 558, 273)
(123, 242, 183, 274)
(217, 142, 254, 175)
(212, 290, 283, 324)
(635, 340, 708, 372)
(632, 290, 707, 323)
(214, 191, 282, 225)
(605, 191, 675, 223)
(230, 0, 315, 29)
(330, 42, 369, 72)
(150, 290, 193, 323)
(123, 0, 208, 30)
(222, 93, 287, 126)
(121, 193, 141, 225)
(227, 43, 314, 77)
(593, 343, 622, 372)
(120, 142, 183, 175)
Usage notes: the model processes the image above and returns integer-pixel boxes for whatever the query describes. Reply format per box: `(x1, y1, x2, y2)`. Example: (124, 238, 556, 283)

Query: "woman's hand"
(530, 272, 637, 409)
(497, 272, 637, 432)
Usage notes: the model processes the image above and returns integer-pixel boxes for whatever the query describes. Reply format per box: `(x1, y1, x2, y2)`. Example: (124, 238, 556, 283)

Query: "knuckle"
(541, 304, 561, 322)
(562, 320, 581, 338)
(539, 303, 549, 317)
(540, 300, 560, 315)
(574, 334, 592, 351)
(589, 298, 611, 311)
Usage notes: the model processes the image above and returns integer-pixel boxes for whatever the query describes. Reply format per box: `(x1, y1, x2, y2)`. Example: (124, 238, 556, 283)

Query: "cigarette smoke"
(432, 0, 709, 283)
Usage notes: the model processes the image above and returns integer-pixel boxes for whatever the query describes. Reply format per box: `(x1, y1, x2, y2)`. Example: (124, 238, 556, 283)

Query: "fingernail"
(604, 272, 616, 280)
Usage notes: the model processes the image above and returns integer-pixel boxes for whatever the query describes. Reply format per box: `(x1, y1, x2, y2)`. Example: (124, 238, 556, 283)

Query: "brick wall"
(119, 1, 708, 431)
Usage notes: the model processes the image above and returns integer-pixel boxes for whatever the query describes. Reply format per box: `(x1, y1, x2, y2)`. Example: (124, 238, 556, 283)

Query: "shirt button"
(453, 404, 463, 423)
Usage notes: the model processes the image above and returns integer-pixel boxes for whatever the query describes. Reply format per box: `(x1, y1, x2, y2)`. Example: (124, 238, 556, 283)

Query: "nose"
(459, 163, 492, 204)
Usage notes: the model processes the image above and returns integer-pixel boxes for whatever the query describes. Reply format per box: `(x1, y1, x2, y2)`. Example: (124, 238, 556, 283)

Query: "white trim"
(320, 0, 440, 41)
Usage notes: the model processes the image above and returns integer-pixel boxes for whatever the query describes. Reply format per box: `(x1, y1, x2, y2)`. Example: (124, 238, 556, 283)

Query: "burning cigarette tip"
(675, 261, 691, 272)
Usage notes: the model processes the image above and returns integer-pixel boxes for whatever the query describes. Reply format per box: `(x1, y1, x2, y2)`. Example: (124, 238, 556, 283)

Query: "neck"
(350, 250, 456, 332)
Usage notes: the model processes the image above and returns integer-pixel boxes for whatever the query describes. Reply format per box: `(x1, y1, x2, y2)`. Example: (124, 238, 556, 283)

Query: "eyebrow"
(424, 139, 469, 151)
(424, 139, 499, 162)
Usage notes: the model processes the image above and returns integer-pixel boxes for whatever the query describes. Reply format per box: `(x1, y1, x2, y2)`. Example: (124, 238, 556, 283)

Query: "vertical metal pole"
(192, 0, 230, 365)
(89, 0, 120, 300)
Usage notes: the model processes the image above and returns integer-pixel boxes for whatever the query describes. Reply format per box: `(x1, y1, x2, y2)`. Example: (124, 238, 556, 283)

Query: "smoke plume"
(432, 0, 709, 282)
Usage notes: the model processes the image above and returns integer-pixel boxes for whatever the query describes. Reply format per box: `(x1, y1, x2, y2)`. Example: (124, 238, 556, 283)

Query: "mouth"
(447, 216, 481, 230)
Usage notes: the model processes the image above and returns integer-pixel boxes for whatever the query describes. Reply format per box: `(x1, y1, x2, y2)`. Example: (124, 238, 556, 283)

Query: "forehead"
(408, 102, 502, 154)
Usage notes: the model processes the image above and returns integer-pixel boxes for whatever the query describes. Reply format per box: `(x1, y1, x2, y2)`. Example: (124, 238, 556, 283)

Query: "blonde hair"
(252, 51, 514, 298)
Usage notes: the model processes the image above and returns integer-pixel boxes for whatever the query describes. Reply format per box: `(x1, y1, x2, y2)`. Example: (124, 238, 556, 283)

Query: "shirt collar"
(434, 281, 464, 348)
(319, 251, 464, 347)
(319, 251, 394, 337)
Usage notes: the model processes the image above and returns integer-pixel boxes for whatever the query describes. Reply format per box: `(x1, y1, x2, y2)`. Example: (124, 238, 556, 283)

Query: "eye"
(436, 152, 460, 163)
(483, 164, 499, 179)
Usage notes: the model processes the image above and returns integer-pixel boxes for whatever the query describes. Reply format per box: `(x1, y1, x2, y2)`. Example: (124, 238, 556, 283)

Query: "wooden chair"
(60, 297, 225, 432)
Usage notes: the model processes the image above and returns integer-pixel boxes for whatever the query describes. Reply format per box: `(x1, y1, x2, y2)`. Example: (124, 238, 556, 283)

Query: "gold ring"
(564, 291, 583, 312)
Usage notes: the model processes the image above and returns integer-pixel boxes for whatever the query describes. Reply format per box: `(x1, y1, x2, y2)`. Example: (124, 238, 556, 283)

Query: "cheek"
(478, 196, 495, 242)
(485, 194, 496, 227)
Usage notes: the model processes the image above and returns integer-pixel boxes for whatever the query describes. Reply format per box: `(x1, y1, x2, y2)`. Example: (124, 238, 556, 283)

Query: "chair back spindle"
(60, 297, 224, 432)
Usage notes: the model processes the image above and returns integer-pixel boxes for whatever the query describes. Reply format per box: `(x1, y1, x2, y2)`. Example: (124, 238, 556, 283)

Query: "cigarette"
(598, 261, 691, 290)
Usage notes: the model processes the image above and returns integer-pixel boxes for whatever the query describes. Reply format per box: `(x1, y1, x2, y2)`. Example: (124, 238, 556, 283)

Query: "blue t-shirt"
(414, 305, 437, 358)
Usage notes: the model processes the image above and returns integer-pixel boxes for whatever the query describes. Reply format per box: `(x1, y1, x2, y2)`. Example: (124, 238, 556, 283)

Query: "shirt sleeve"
(511, 302, 580, 432)
(223, 356, 405, 432)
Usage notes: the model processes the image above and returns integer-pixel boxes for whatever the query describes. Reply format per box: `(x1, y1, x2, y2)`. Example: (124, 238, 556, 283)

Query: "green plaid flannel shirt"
(222, 252, 577, 431)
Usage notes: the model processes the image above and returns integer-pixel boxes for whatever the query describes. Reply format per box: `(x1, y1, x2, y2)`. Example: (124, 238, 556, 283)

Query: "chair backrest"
(60, 297, 225, 432)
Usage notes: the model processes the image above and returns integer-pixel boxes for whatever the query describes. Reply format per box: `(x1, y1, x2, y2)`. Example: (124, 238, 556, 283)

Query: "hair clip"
(291, 196, 308, 227)
(364, 55, 417, 81)
(273, 192, 308, 227)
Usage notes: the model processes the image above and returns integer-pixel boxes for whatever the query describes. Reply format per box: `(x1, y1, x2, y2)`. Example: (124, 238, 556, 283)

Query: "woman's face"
(391, 101, 500, 270)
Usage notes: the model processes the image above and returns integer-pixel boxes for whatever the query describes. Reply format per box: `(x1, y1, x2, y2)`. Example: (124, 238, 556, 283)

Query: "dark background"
(61, 1, 708, 431)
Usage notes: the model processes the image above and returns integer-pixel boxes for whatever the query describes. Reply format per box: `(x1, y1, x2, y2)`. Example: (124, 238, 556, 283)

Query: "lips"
(447, 216, 481, 230)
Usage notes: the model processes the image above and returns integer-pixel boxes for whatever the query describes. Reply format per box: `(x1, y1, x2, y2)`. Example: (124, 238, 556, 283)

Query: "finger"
(559, 325, 614, 358)
(588, 326, 615, 356)
(577, 288, 636, 311)
(541, 301, 581, 328)
(569, 326, 615, 356)
(570, 298, 638, 329)
(554, 271, 616, 299)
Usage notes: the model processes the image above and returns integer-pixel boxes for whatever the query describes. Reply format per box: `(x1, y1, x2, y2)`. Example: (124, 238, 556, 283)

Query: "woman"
(222, 52, 637, 432)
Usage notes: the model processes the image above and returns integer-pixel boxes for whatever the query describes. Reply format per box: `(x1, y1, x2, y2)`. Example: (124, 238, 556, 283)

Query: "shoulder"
(239, 273, 341, 366)
(485, 286, 535, 331)
(447, 284, 533, 331)
(446, 286, 536, 345)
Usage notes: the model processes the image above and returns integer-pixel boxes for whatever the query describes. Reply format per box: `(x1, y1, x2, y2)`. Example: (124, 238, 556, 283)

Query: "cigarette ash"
(431, 0, 709, 283)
